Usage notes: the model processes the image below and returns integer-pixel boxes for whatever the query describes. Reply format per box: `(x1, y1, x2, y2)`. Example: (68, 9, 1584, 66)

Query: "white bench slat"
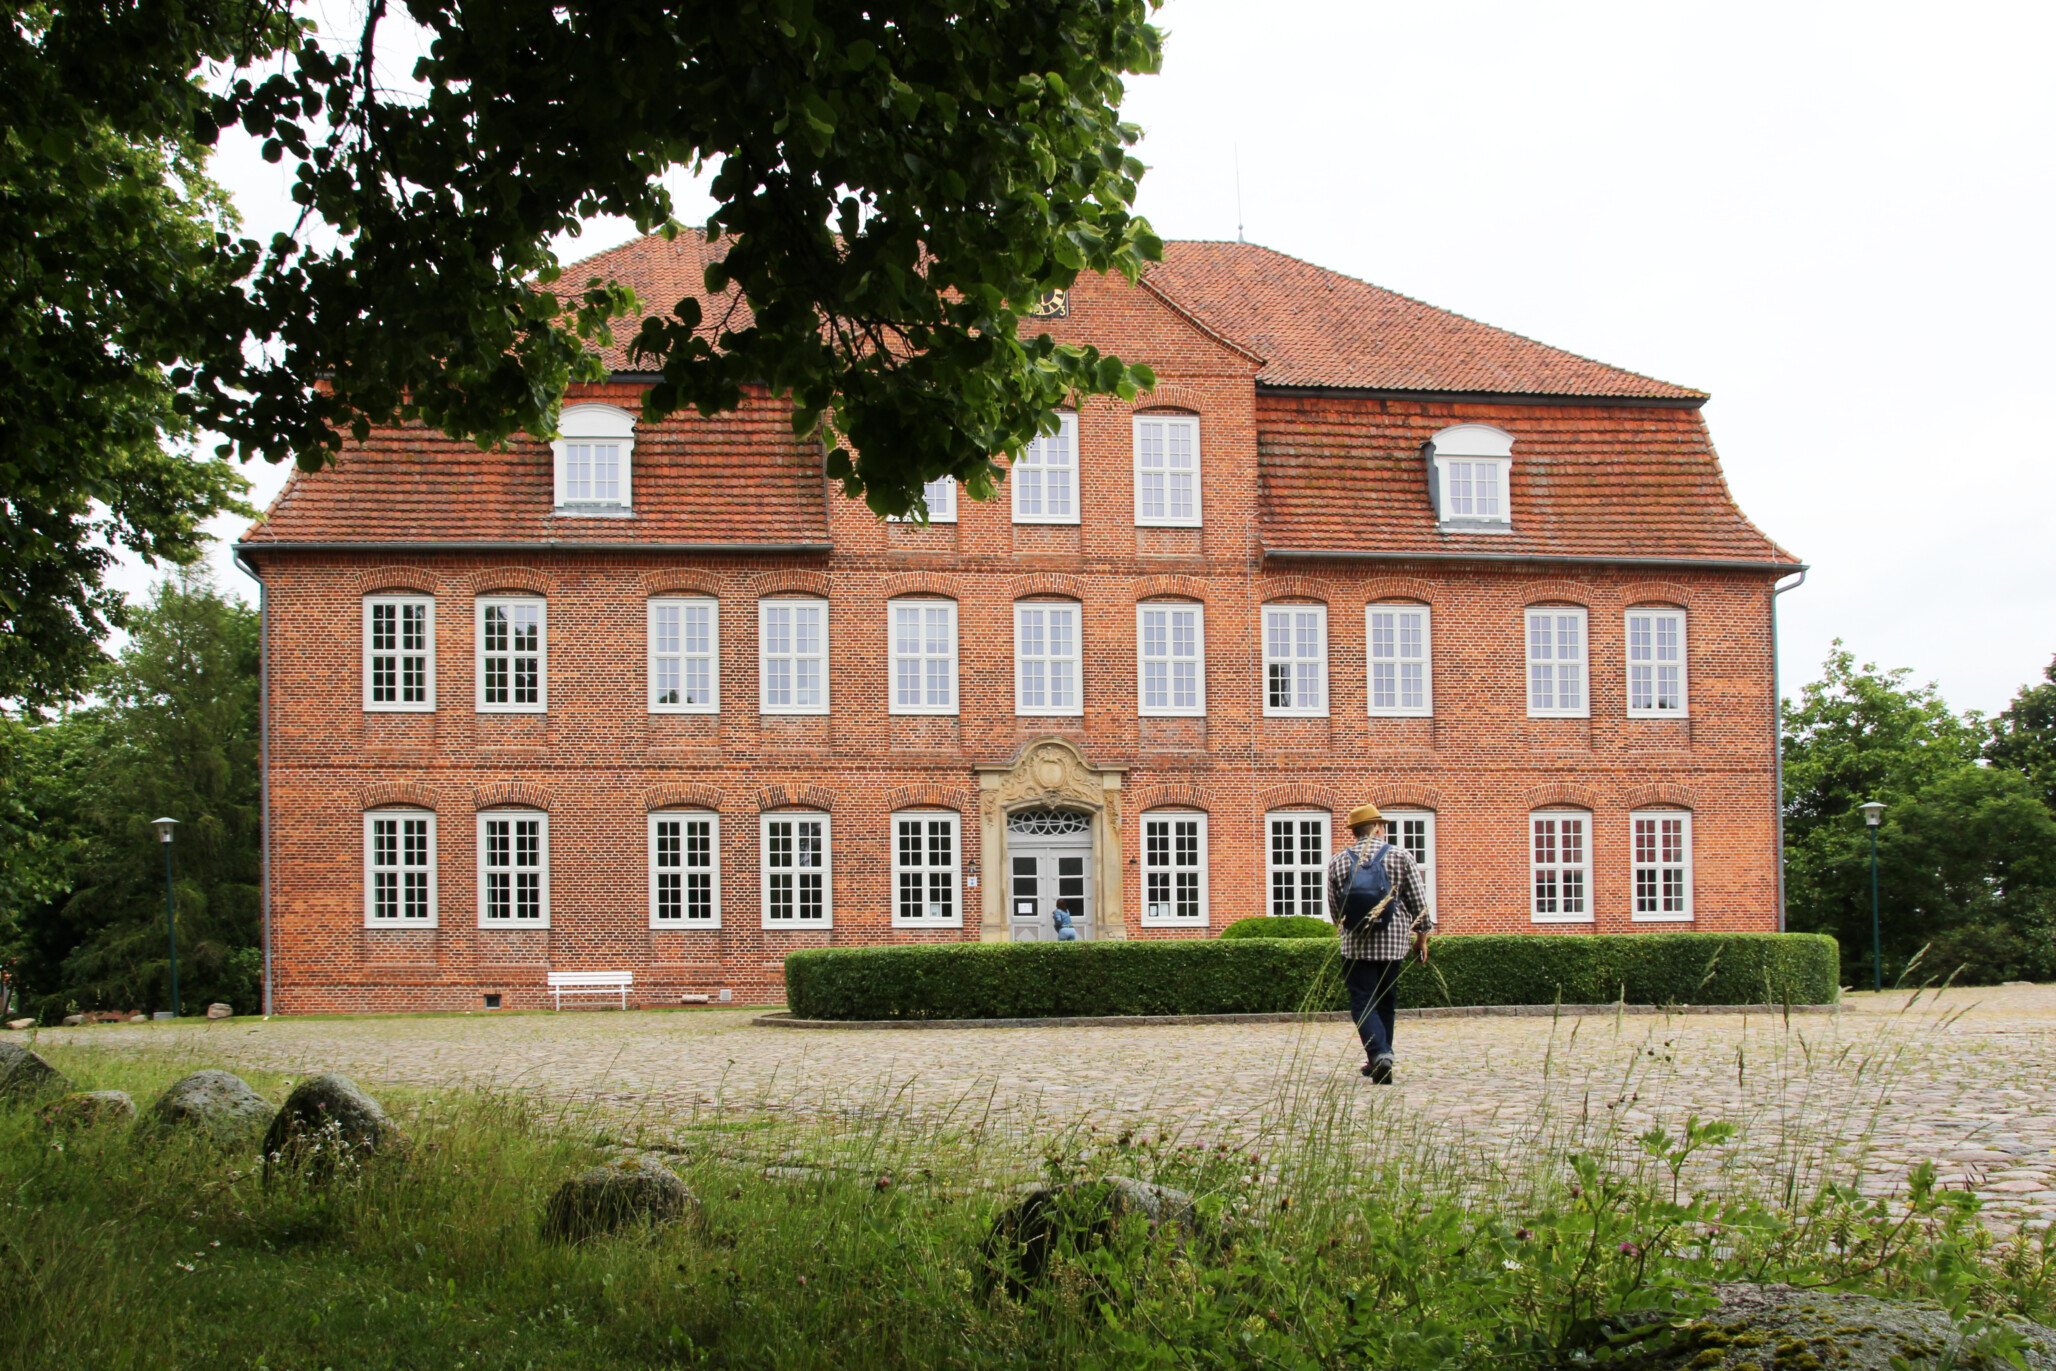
(546, 970, 633, 1010)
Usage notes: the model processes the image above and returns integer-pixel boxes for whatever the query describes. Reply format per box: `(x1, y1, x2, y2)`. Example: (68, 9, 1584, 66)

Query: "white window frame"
(1132, 413, 1201, 527)
(1631, 810, 1694, 922)
(1625, 607, 1689, 717)
(475, 597, 547, 713)
(891, 811, 963, 927)
(760, 812, 832, 928)
(1263, 604, 1329, 717)
(1384, 809, 1437, 923)
(758, 598, 830, 715)
(363, 595, 435, 712)
(1427, 422, 1513, 528)
(364, 809, 437, 927)
(649, 810, 720, 928)
(476, 810, 550, 928)
(1136, 601, 1205, 717)
(1011, 411, 1079, 525)
(1141, 811, 1209, 927)
(1264, 810, 1330, 922)
(648, 597, 719, 713)
(889, 478, 959, 524)
(889, 598, 959, 716)
(551, 403, 635, 512)
(1525, 606, 1589, 719)
(1530, 810, 1592, 924)
(1014, 601, 1083, 717)
(1365, 603, 1432, 717)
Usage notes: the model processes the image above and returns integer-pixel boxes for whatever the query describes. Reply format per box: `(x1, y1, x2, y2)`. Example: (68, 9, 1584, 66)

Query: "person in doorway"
(1327, 802, 1433, 1084)
(1052, 905, 1079, 941)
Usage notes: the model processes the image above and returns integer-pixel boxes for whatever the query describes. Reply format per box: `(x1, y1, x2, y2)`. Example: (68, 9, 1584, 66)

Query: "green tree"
(10, 569, 261, 1018)
(1986, 655, 2056, 815)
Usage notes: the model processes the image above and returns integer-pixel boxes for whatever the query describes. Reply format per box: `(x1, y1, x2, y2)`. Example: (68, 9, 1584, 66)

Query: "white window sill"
(1626, 710, 1691, 720)
(762, 918, 834, 931)
(892, 919, 966, 930)
(1016, 708, 1085, 718)
(651, 918, 723, 931)
(1437, 520, 1513, 534)
(1141, 916, 1208, 928)
(1011, 516, 1082, 526)
(365, 703, 437, 714)
(760, 705, 831, 717)
(1134, 519, 1203, 529)
(550, 505, 635, 518)
(479, 919, 553, 930)
(887, 515, 958, 525)
(1631, 913, 1694, 923)
(1530, 913, 1595, 924)
(1526, 709, 1590, 720)
(888, 705, 960, 717)
(477, 704, 548, 714)
(364, 918, 439, 930)
(1138, 707, 1207, 719)
(1367, 707, 1432, 719)
(1264, 708, 1331, 719)
(650, 703, 720, 715)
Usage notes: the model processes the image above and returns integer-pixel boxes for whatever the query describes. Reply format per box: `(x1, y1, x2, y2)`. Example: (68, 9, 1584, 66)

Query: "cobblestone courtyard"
(32, 984, 2056, 1230)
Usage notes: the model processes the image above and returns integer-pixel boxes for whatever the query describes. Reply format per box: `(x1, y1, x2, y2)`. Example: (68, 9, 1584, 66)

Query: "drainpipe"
(1770, 568, 1807, 932)
(232, 548, 271, 1015)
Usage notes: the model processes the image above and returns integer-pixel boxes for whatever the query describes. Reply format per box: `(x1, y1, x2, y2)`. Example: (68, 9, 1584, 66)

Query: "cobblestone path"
(32, 984, 2056, 1230)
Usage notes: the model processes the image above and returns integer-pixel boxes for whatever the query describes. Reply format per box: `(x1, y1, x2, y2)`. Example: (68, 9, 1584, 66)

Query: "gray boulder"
(0, 1042, 72, 1101)
(147, 1070, 272, 1146)
(1632, 1283, 2056, 1371)
(983, 1176, 1199, 1293)
(38, 1090, 135, 1128)
(262, 1072, 397, 1176)
(206, 1003, 233, 1020)
(542, 1157, 698, 1243)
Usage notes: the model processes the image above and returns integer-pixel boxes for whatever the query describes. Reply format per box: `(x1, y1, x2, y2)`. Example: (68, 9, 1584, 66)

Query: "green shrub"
(1218, 915, 1337, 941)
(784, 933, 1841, 1020)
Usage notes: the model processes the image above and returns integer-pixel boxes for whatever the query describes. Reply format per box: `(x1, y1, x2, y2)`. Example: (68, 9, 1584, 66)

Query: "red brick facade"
(241, 237, 1801, 1013)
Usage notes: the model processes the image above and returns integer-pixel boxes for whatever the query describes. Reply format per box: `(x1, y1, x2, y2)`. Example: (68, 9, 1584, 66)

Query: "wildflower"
(175, 1261, 196, 1272)
(1514, 1228, 1533, 1241)
(874, 1176, 892, 1192)
(1618, 1242, 1641, 1258)
(1503, 1259, 1523, 1271)
(797, 1275, 808, 1288)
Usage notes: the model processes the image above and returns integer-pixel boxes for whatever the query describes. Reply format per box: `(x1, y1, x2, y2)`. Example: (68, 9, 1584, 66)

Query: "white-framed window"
(1384, 809, 1437, 922)
(1265, 811, 1329, 921)
(1133, 413, 1200, 526)
(1530, 811, 1591, 923)
(363, 596, 435, 711)
(1632, 810, 1693, 921)
(890, 599, 958, 715)
(551, 403, 635, 511)
(1426, 422, 1513, 527)
(476, 597, 546, 712)
(1366, 603, 1431, 716)
(1015, 601, 1082, 716)
(478, 810, 549, 927)
(1525, 606, 1588, 718)
(1011, 411, 1078, 524)
(364, 809, 436, 926)
(892, 812, 962, 926)
(759, 598, 828, 714)
(1142, 812, 1208, 925)
(649, 597, 719, 712)
(887, 478, 959, 524)
(1626, 608, 1688, 716)
(649, 811, 719, 927)
(1263, 604, 1328, 716)
(1137, 602, 1204, 716)
(761, 812, 831, 927)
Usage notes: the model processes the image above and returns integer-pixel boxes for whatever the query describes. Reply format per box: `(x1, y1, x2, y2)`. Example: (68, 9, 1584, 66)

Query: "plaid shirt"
(1327, 839, 1434, 961)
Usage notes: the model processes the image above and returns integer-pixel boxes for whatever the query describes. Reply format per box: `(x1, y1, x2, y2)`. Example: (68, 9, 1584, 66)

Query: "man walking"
(1327, 802, 1433, 1084)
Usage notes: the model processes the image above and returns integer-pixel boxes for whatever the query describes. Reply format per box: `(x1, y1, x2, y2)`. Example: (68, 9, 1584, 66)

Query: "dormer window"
(1425, 423, 1513, 530)
(552, 404, 635, 514)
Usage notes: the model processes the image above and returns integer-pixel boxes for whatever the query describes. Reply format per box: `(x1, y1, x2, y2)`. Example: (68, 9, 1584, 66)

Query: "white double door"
(1007, 831, 1094, 942)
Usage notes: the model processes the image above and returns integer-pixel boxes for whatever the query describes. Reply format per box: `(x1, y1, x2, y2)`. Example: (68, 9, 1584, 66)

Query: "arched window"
(364, 807, 436, 926)
(1425, 423, 1513, 528)
(1141, 809, 1208, 926)
(1529, 809, 1590, 923)
(649, 810, 720, 927)
(552, 403, 635, 511)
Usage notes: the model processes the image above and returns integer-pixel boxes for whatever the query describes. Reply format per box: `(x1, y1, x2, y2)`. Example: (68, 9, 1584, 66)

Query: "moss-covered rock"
(1634, 1284, 2056, 1371)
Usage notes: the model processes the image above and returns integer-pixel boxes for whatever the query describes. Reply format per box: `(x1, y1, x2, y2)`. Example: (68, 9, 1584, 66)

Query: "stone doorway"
(1005, 808, 1094, 941)
(976, 739, 1127, 942)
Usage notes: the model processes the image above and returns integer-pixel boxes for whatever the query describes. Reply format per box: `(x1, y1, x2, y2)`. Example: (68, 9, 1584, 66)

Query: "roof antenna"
(1234, 144, 1246, 244)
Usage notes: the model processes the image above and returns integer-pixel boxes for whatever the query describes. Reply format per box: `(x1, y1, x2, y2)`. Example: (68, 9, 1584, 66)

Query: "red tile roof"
(555, 231, 752, 372)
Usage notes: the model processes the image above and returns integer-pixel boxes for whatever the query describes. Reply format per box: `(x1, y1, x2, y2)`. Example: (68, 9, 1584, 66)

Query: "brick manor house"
(237, 233, 1803, 1013)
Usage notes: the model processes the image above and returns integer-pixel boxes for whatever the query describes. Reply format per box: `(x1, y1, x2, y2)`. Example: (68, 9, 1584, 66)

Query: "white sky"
(150, 0, 2056, 717)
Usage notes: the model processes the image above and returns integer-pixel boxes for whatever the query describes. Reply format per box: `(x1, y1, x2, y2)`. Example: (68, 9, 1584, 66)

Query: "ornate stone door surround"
(975, 738, 1127, 943)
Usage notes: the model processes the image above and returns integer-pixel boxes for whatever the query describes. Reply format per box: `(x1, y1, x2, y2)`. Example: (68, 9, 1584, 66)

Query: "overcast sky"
(156, 0, 2056, 717)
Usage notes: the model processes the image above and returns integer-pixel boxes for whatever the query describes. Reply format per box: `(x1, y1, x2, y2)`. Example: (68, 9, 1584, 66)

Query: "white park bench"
(546, 970, 633, 1011)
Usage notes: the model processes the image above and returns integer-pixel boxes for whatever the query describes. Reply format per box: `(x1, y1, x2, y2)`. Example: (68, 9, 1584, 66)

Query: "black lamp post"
(1859, 801, 1886, 992)
(152, 817, 181, 1017)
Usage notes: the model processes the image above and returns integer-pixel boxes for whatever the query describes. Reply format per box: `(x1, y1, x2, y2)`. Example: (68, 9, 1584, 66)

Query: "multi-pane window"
(1011, 412, 1078, 524)
(1530, 811, 1590, 922)
(365, 810, 435, 925)
(1133, 414, 1200, 526)
(649, 812, 719, 926)
(761, 813, 831, 926)
(893, 813, 960, 925)
(759, 599, 828, 714)
(1428, 423, 1513, 525)
(1263, 605, 1328, 715)
(1442, 460, 1504, 519)
(563, 442, 622, 503)
(1142, 813, 1208, 925)
(1137, 603, 1203, 716)
(1626, 609, 1688, 716)
(649, 598, 718, 712)
(1266, 812, 1329, 921)
(890, 600, 958, 715)
(1632, 811, 1693, 921)
(478, 812, 548, 925)
(364, 596, 434, 711)
(552, 403, 635, 509)
(477, 598, 545, 711)
(1015, 602, 1082, 715)
(888, 479, 958, 523)
(1366, 604, 1431, 716)
(1525, 607, 1588, 717)
(1384, 810, 1437, 922)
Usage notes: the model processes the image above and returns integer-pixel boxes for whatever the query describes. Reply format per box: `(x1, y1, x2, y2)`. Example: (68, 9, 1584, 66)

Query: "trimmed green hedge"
(783, 933, 1840, 1021)
(1218, 916, 1337, 941)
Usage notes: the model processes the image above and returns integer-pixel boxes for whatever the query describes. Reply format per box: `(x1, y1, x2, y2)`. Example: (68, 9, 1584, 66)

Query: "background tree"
(1986, 655, 2056, 815)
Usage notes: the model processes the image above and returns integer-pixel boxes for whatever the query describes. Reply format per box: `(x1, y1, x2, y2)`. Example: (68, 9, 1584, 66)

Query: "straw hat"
(1346, 802, 1384, 830)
